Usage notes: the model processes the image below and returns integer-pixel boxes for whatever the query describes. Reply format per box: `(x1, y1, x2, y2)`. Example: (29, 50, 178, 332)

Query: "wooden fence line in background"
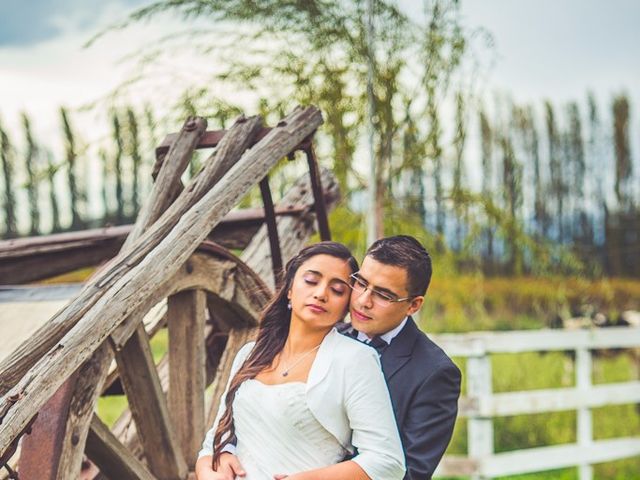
(433, 326, 640, 479)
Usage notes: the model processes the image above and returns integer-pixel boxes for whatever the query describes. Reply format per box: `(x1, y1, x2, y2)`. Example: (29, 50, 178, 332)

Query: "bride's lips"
(351, 309, 372, 322)
(306, 304, 327, 313)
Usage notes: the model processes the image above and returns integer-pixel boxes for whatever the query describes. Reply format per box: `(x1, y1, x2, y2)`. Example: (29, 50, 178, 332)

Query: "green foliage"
(0, 117, 18, 237)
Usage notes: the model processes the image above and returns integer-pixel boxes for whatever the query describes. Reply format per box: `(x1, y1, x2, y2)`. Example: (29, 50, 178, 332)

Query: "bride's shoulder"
(331, 329, 379, 363)
(230, 341, 256, 366)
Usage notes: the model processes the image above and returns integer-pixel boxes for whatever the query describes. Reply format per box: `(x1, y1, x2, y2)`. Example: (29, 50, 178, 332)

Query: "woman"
(197, 242, 405, 480)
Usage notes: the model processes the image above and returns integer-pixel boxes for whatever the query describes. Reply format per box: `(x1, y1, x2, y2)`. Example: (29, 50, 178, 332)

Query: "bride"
(196, 241, 405, 480)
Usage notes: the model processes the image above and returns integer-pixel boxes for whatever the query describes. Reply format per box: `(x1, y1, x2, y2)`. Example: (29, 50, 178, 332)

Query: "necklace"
(280, 344, 321, 377)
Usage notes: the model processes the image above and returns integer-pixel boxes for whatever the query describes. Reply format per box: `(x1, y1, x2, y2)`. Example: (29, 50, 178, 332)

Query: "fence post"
(576, 347, 593, 480)
(467, 350, 493, 480)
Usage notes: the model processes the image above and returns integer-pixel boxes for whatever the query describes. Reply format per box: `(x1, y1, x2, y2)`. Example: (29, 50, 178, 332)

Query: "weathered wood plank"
(123, 117, 208, 250)
(108, 169, 339, 460)
(0, 106, 323, 458)
(0, 116, 207, 395)
(115, 325, 188, 479)
(85, 416, 157, 480)
(55, 343, 112, 479)
(168, 289, 207, 467)
(0, 208, 304, 285)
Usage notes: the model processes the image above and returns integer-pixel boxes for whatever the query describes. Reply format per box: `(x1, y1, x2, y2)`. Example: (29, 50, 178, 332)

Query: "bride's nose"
(313, 285, 328, 302)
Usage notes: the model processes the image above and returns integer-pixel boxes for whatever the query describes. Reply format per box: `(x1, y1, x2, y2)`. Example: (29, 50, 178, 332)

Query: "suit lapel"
(380, 317, 419, 381)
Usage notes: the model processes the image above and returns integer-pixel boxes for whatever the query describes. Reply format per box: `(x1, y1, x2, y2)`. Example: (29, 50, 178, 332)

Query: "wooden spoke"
(56, 343, 112, 479)
(86, 416, 157, 480)
(114, 324, 188, 480)
(167, 289, 207, 467)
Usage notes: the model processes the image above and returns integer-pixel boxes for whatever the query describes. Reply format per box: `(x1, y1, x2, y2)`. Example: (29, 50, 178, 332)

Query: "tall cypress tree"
(566, 101, 588, 242)
(500, 119, 523, 274)
(127, 107, 142, 216)
(479, 105, 494, 266)
(22, 113, 40, 235)
(99, 148, 110, 222)
(112, 111, 125, 224)
(452, 91, 467, 250)
(61, 107, 83, 229)
(0, 118, 18, 238)
(545, 101, 564, 242)
(586, 92, 604, 247)
(612, 94, 632, 210)
(45, 149, 61, 232)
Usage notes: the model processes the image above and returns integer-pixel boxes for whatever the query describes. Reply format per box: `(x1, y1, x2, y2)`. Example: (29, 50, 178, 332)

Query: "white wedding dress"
(233, 379, 348, 479)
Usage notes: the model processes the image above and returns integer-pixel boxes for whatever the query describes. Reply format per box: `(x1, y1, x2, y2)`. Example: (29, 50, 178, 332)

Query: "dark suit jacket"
(337, 317, 461, 480)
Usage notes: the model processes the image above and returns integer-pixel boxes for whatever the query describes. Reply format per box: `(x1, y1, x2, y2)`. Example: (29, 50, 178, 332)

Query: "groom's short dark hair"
(365, 235, 432, 297)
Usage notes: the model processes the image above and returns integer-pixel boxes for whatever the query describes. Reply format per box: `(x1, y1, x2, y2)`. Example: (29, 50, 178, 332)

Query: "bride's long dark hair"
(212, 241, 358, 467)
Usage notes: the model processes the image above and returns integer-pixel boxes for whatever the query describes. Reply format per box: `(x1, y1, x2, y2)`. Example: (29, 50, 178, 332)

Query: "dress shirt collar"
(356, 316, 409, 345)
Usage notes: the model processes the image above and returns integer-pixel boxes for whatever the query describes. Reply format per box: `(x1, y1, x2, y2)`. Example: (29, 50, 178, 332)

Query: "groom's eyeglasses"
(348, 273, 413, 308)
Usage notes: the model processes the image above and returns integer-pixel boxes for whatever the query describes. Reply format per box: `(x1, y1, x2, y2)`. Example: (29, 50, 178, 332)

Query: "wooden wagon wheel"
(6, 108, 334, 479)
(84, 245, 270, 480)
(15, 165, 338, 479)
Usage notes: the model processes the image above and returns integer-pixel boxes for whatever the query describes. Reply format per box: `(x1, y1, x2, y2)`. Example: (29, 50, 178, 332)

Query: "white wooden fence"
(431, 326, 640, 479)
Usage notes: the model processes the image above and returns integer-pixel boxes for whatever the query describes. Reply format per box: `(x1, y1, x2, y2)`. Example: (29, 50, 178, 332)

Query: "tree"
(451, 90, 467, 250)
(586, 92, 604, 247)
(545, 101, 564, 242)
(0, 118, 18, 238)
(97, 0, 469, 241)
(61, 107, 84, 229)
(127, 107, 142, 214)
(478, 105, 494, 266)
(566, 101, 588, 243)
(22, 113, 40, 235)
(45, 149, 61, 232)
(612, 94, 633, 210)
(111, 110, 126, 223)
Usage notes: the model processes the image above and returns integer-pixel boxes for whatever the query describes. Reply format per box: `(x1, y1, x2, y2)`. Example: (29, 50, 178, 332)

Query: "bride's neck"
(285, 321, 329, 354)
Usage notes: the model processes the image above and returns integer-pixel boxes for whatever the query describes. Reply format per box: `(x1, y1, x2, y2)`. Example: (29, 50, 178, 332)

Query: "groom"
(201, 235, 461, 479)
(340, 235, 461, 479)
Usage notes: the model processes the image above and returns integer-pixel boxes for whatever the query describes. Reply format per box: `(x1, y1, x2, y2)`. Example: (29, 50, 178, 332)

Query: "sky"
(0, 0, 638, 163)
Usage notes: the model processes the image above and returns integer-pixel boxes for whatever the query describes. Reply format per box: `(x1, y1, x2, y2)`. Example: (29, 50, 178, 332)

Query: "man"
(342, 235, 461, 479)
(197, 235, 461, 480)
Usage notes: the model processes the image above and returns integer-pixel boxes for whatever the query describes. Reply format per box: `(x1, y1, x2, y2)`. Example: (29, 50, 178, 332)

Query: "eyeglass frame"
(348, 272, 415, 306)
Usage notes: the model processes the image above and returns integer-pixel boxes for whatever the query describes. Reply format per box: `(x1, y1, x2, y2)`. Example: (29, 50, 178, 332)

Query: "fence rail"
(432, 326, 640, 479)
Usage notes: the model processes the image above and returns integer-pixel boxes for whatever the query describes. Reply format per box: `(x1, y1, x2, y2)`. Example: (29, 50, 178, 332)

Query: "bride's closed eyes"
(302, 272, 349, 296)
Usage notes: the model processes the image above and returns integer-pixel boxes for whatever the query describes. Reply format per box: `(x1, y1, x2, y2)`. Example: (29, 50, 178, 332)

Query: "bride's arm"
(279, 347, 405, 480)
(275, 460, 369, 480)
(197, 342, 255, 472)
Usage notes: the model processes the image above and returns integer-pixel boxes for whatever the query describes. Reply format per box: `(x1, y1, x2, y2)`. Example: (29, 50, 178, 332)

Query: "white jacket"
(199, 327, 406, 479)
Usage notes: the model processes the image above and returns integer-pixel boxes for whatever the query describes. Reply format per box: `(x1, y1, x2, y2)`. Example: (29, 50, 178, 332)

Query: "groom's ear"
(407, 296, 424, 316)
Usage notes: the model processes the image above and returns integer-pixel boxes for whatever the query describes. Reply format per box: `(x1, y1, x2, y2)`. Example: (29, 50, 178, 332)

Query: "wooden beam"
(85, 416, 157, 480)
(167, 289, 207, 467)
(0, 116, 208, 395)
(55, 343, 112, 479)
(115, 325, 188, 480)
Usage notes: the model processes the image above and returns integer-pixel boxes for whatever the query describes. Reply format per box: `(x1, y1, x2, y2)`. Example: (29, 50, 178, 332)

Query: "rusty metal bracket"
(303, 142, 331, 241)
(0, 412, 38, 478)
(259, 176, 284, 288)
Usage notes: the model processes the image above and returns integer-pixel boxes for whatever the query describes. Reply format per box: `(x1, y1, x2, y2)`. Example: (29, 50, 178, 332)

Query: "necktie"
(367, 336, 388, 355)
